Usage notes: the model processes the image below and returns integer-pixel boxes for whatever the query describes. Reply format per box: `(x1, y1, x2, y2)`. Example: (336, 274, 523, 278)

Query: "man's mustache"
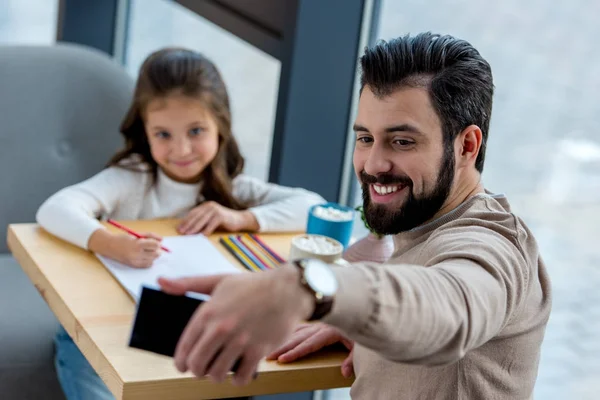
(360, 171, 413, 187)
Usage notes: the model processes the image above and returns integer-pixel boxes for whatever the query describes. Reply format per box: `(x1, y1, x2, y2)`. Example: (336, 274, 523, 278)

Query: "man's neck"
(431, 177, 484, 222)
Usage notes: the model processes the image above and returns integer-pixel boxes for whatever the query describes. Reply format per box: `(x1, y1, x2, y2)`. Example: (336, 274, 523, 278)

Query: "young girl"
(36, 47, 325, 400)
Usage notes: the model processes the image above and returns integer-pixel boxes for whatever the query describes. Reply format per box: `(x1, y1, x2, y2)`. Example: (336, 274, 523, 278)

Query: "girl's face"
(144, 94, 219, 183)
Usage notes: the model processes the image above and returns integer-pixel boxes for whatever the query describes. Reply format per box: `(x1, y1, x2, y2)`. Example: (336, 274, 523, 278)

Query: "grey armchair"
(0, 43, 134, 400)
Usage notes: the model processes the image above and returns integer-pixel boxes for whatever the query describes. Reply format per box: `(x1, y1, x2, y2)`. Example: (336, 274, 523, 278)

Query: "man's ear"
(455, 125, 483, 169)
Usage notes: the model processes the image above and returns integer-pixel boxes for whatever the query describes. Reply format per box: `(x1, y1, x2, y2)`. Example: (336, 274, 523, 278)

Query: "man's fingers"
(206, 333, 249, 382)
(157, 277, 186, 295)
(277, 341, 319, 363)
(185, 324, 226, 378)
(341, 348, 354, 378)
(158, 274, 228, 296)
(279, 328, 344, 363)
(277, 333, 331, 363)
(266, 336, 305, 360)
(266, 328, 315, 360)
(340, 338, 354, 350)
(173, 305, 215, 373)
(294, 323, 313, 333)
(232, 347, 263, 386)
(173, 317, 201, 372)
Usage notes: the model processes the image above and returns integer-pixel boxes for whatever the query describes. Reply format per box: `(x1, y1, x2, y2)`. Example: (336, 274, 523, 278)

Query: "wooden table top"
(7, 220, 352, 399)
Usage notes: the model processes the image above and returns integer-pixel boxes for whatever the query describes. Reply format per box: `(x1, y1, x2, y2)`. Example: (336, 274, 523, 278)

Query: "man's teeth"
(373, 184, 401, 195)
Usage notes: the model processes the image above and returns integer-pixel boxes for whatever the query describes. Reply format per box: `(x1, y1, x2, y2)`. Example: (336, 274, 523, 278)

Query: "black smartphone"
(129, 286, 243, 373)
(129, 285, 208, 357)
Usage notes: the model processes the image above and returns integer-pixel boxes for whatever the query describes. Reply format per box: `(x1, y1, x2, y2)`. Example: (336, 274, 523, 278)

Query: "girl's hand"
(89, 229, 163, 268)
(114, 233, 163, 268)
(177, 201, 259, 235)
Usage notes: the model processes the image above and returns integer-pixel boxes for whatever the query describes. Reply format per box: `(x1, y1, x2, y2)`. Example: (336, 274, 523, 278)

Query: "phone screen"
(129, 286, 204, 357)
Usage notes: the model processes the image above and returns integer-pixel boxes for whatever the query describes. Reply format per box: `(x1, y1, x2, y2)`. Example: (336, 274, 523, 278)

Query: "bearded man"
(160, 32, 552, 400)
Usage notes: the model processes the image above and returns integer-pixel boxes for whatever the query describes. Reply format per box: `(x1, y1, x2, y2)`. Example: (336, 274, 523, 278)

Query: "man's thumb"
(341, 348, 354, 378)
(158, 274, 228, 295)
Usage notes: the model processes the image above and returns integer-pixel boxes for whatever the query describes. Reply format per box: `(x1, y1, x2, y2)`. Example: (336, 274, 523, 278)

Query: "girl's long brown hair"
(108, 48, 246, 210)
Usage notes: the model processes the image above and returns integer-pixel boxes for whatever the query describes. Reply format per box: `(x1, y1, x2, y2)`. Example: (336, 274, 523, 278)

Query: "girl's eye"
(189, 127, 204, 136)
(156, 131, 171, 139)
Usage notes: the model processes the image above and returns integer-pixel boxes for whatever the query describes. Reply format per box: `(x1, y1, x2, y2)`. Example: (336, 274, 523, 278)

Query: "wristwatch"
(293, 258, 338, 321)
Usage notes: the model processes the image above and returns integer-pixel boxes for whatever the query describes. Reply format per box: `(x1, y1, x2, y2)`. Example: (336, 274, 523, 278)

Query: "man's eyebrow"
(384, 124, 424, 135)
(353, 124, 369, 132)
(352, 123, 424, 135)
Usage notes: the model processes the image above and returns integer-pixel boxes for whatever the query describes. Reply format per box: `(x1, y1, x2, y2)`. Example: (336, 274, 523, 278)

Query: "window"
(0, 0, 58, 44)
(126, 0, 281, 181)
(343, 1, 600, 398)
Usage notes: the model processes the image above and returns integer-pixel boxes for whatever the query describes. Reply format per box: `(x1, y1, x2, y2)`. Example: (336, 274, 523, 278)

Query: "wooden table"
(7, 220, 352, 400)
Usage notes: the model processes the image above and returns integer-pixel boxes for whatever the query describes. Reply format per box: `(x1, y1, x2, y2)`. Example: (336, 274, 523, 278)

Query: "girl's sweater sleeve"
(232, 175, 325, 232)
(36, 167, 142, 249)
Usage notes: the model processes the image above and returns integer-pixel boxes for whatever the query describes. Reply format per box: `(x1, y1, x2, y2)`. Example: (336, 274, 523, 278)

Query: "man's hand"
(158, 265, 314, 385)
(177, 201, 259, 235)
(267, 323, 355, 378)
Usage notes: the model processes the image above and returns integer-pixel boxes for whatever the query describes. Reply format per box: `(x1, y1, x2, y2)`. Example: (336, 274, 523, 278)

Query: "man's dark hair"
(360, 32, 494, 172)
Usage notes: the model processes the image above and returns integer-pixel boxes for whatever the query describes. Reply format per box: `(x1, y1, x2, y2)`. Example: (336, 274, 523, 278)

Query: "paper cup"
(289, 234, 348, 265)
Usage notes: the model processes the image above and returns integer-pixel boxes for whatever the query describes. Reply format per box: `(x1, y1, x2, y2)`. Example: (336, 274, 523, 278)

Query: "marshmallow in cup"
(289, 234, 350, 266)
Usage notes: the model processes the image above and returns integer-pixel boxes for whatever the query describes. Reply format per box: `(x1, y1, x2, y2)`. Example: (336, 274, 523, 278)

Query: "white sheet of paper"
(96, 234, 241, 302)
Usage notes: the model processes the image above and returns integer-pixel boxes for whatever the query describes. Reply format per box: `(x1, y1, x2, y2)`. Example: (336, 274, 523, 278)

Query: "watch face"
(304, 259, 338, 296)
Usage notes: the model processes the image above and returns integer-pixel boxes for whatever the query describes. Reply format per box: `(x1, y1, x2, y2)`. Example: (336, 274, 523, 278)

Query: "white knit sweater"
(36, 165, 325, 249)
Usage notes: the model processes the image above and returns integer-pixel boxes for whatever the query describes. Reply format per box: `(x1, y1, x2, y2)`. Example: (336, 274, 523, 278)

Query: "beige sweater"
(323, 193, 551, 400)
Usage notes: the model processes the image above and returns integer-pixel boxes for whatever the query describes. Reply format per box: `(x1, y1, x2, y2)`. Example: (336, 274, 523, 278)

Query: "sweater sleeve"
(36, 167, 143, 249)
(232, 175, 326, 232)
(321, 224, 529, 365)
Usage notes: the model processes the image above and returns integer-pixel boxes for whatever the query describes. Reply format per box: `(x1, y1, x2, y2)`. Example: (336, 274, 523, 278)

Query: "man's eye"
(357, 137, 373, 143)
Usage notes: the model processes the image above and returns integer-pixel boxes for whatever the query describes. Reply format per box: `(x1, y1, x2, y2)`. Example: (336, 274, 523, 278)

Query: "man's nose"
(363, 144, 393, 176)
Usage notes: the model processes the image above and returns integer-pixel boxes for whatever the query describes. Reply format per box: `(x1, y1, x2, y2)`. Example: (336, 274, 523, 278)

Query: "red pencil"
(106, 219, 171, 253)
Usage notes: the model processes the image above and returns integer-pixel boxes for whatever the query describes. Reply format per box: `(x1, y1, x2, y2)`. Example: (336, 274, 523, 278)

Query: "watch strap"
(293, 259, 334, 321)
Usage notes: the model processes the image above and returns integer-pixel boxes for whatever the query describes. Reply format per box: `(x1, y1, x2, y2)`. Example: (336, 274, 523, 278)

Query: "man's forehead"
(355, 85, 440, 132)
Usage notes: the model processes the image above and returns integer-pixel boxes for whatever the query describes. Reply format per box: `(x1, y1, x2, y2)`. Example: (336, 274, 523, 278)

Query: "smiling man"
(160, 32, 552, 400)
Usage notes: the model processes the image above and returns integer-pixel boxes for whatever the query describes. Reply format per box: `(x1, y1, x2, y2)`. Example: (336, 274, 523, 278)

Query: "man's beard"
(361, 148, 455, 235)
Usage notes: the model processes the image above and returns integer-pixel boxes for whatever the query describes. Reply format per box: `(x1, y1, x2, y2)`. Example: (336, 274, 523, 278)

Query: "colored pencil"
(250, 234, 285, 263)
(239, 234, 277, 268)
(239, 235, 279, 269)
(229, 236, 268, 271)
(219, 237, 258, 272)
(238, 235, 277, 269)
(241, 234, 279, 264)
(106, 219, 171, 253)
